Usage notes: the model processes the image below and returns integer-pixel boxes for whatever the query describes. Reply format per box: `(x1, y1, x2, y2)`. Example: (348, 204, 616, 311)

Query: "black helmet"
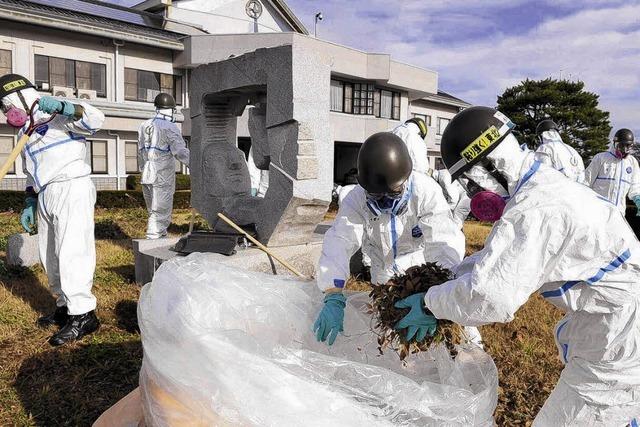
(536, 119, 558, 137)
(440, 106, 515, 180)
(357, 132, 413, 194)
(0, 74, 34, 100)
(613, 128, 634, 145)
(154, 93, 176, 109)
(406, 117, 428, 138)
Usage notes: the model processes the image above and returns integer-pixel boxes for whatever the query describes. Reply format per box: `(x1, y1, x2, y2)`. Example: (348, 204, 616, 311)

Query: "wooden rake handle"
(217, 212, 308, 279)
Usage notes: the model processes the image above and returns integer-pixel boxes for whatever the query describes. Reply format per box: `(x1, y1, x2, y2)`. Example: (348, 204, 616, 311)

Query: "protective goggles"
(365, 184, 405, 202)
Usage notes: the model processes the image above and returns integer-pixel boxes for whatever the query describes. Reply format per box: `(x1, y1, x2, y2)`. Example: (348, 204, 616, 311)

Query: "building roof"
(267, 0, 308, 35)
(134, 0, 308, 35)
(0, 0, 185, 49)
(421, 90, 471, 108)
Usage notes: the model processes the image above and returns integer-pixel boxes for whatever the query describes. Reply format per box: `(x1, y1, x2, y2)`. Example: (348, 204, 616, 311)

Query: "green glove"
(634, 196, 640, 217)
(20, 195, 37, 233)
(313, 293, 346, 346)
(394, 292, 438, 342)
(39, 96, 75, 117)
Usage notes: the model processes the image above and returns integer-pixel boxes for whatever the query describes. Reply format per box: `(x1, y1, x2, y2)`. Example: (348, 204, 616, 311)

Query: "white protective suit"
(11, 89, 105, 315)
(392, 122, 429, 175)
(247, 147, 269, 197)
(335, 184, 357, 205)
(585, 146, 640, 214)
(138, 111, 190, 239)
(535, 129, 585, 183)
(432, 169, 470, 227)
(425, 135, 640, 425)
(317, 172, 464, 289)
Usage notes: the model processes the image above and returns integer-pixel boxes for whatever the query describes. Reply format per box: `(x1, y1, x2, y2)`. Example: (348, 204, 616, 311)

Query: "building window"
(125, 68, 182, 105)
(88, 140, 108, 174)
(330, 79, 344, 112)
(438, 117, 450, 135)
(0, 135, 14, 174)
(329, 78, 400, 119)
(34, 55, 106, 98)
(353, 83, 374, 115)
(125, 141, 139, 173)
(435, 157, 444, 170)
(344, 83, 353, 113)
(0, 49, 11, 76)
(413, 113, 431, 127)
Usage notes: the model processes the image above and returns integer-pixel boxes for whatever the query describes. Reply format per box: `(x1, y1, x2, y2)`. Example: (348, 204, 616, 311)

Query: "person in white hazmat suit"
(138, 93, 190, 239)
(246, 146, 269, 197)
(534, 119, 585, 183)
(430, 168, 470, 227)
(391, 117, 429, 174)
(0, 74, 104, 346)
(393, 106, 640, 425)
(585, 128, 640, 215)
(312, 132, 483, 347)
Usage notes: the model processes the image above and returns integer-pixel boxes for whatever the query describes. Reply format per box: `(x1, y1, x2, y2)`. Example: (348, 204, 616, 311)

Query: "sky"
(111, 0, 640, 135)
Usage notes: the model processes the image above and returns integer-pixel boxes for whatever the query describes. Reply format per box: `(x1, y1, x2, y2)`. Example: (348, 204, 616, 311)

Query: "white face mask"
(462, 163, 509, 197)
(157, 108, 176, 122)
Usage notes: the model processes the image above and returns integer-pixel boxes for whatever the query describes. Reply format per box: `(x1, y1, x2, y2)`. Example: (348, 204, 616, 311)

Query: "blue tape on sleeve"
(333, 279, 346, 288)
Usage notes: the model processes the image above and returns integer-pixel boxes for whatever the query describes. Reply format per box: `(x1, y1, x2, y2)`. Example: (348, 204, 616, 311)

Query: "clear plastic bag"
(138, 253, 498, 426)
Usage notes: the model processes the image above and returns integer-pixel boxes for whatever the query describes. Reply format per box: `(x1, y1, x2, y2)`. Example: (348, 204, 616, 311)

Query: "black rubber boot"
(37, 306, 69, 329)
(49, 310, 100, 346)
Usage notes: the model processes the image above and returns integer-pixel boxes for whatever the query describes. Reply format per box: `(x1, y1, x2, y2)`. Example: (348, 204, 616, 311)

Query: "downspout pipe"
(111, 39, 125, 190)
(108, 130, 121, 190)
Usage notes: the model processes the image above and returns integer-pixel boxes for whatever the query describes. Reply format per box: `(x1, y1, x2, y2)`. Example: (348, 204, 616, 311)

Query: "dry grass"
(0, 211, 563, 426)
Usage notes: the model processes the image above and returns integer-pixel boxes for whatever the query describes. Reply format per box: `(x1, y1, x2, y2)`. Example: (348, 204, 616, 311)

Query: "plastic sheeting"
(138, 253, 498, 426)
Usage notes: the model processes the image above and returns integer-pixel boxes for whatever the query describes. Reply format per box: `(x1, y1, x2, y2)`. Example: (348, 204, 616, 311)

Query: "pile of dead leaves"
(369, 263, 463, 360)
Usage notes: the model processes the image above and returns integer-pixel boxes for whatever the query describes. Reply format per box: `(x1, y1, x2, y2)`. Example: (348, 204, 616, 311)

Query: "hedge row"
(126, 173, 191, 191)
(0, 190, 191, 212)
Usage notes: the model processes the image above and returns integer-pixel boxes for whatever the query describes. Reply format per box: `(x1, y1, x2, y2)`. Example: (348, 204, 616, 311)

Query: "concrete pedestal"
(133, 222, 330, 285)
(6, 233, 40, 267)
(133, 237, 182, 286)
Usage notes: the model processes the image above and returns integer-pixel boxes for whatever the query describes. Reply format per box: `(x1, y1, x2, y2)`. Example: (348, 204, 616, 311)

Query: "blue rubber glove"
(20, 195, 37, 233)
(394, 292, 438, 342)
(634, 196, 640, 217)
(39, 96, 75, 117)
(313, 293, 346, 345)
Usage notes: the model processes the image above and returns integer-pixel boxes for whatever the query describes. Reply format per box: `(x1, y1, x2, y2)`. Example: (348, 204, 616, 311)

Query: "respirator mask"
(366, 182, 411, 216)
(1, 91, 30, 128)
(458, 161, 510, 222)
(614, 141, 632, 159)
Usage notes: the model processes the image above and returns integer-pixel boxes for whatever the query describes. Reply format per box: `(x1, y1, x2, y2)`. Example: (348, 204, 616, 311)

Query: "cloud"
(289, 0, 640, 135)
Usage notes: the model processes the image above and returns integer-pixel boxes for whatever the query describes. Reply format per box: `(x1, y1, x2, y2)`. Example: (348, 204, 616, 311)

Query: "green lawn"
(0, 211, 562, 426)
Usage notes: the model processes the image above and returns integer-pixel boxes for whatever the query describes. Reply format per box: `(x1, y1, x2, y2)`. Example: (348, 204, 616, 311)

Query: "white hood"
(1, 87, 40, 113)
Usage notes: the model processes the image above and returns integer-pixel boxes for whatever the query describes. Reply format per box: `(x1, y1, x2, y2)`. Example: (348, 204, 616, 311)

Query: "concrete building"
(0, 0, 469, 191)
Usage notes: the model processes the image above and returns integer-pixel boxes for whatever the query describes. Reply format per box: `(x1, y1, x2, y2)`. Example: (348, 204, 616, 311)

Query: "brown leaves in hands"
(368, 263, 463, 360)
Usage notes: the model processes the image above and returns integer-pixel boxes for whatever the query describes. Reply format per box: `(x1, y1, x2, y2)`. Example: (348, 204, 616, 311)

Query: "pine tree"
(496, 78, 611, 161)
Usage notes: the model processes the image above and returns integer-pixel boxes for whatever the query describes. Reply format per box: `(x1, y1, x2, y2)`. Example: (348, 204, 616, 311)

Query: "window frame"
(124, 67, 183, 105)
(328, 78, 401, 119)
(124, 140, 139, 174)
(0, 49, 12, 76)
(330, 79, 344, 113)
(437, 117, 451, 136)
(34, 54, 107, 98)
(0, 134, 15, 175)
(88, 139, 109, 174)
